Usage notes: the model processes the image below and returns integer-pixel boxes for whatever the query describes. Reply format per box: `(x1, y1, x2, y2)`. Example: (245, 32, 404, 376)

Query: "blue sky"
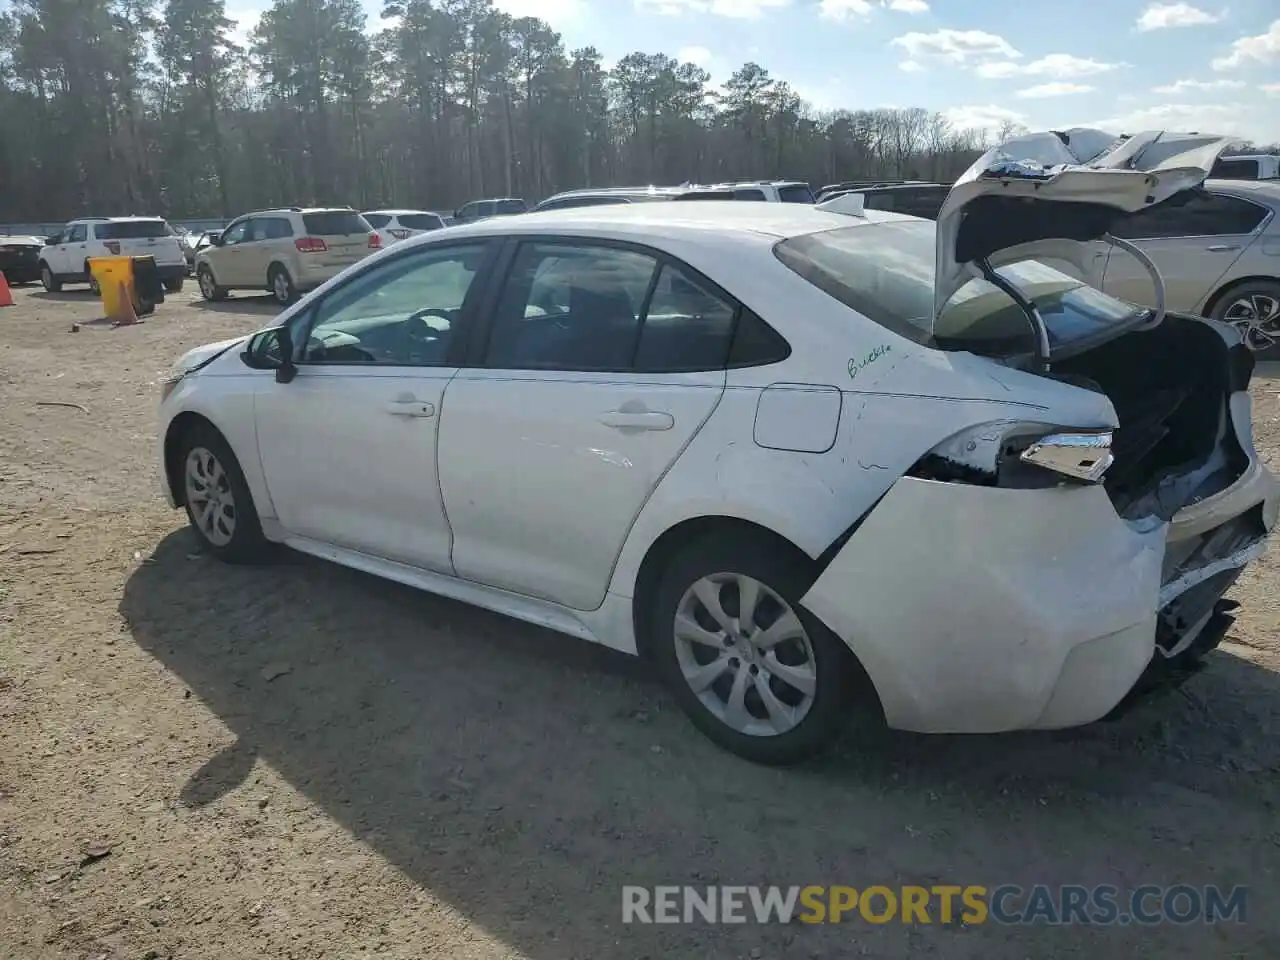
(227, 0, 1280, 143)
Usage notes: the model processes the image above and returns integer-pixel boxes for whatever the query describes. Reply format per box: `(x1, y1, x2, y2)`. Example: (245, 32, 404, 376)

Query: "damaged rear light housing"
(907, 421, 1115, 488)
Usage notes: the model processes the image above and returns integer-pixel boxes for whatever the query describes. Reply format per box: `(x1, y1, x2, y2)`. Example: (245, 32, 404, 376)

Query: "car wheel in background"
(196, 265, 227, 302)
(164, 277, 185, 294)
(1211, 279, 1280, 354)
(269, 265, 297, 306)
(648, 531, 866, 764)
(40, 263, 61, 293)
(178, 423, 268, 563)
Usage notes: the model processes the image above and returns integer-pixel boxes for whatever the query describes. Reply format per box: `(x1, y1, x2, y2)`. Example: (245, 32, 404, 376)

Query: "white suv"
(362, 209, 447, 246)
(194, 207, 380, 305)
(39, 217, 188, 294)
(694, 180, 816, 203)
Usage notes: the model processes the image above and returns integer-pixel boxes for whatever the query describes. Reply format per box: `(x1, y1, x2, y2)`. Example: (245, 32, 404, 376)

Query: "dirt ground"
(2, 282, 1279, 960)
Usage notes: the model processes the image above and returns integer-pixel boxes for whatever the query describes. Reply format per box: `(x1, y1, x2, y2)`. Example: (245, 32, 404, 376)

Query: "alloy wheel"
(672, 572, 818, 737)
(1224, 292, 1280, 351)
(273, 270, 291, 304)
(184, 446, 237, 547)
(198, 269, 215, 299)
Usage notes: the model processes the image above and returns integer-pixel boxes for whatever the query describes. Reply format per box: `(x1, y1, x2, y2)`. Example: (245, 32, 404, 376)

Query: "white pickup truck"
(39, 217, 188, 294)
(1212, 154, 1279, 180)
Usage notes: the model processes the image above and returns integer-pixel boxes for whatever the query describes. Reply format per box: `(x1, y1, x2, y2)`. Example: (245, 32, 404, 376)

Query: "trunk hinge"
(977, 258, 1052, 372)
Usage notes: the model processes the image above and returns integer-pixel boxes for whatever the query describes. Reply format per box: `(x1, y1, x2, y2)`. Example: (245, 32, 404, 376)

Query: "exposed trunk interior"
(1054, 315, 1253, 522)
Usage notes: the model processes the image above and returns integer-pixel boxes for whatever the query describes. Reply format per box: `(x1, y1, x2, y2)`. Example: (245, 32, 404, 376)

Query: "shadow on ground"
(187, 294, 281, 317)
(121, 531, 1280, 958)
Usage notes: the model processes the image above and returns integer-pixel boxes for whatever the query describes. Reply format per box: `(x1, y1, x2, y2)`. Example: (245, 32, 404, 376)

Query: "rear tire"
(177, 423, 269, 564)
(269, 264, 297, 306)
(86, 261, 100, 296)
(648, 531, 862, 765)
(197, 264, 227, 302)
(40, 263, 61, 293)
(1210, 279, 1280, 353)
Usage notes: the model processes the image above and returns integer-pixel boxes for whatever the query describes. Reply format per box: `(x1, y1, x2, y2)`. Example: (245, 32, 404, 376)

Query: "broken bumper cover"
(800, 473, 1274, 734)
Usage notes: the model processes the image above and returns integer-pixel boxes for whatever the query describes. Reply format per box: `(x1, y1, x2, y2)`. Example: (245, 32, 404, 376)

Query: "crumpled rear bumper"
(802, 477, 1171, 734)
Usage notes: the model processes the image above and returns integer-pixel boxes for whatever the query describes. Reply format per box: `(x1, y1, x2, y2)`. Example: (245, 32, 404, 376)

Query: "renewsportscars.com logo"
(622, 885, 1248, 926)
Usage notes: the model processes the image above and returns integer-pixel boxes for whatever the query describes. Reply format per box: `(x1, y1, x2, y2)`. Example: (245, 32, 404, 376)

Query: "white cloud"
(636, 0, 790, 16)
(1016, 82, 1096, 98)
(1084, 101, 1279, 144)
(942, 104, 1028, 132)
(898, 60, 924, 73)
(1136, 3, 1220, 32)
(1212, 19, 1280, 70)
(885, 0, 929, 12)
(677, 45, 714, 67)
(819, 0, 872, 18)
(1152, 77, 1247, 94)
(976, 53, 1121, 80)
(225, 4, 265, 46)
(493, 0, 584, 19)
(891, 29, 1019, 64)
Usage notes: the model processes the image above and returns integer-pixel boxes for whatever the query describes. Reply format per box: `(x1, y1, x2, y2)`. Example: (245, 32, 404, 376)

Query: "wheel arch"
(631, 515, 816, 662)
(1202, 274, 1280, 319)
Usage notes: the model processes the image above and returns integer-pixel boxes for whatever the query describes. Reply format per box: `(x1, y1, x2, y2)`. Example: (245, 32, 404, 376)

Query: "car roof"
(1203, 179, 1280, 203)
(434, 200, 908, 245)
(363, 208, 440, 216)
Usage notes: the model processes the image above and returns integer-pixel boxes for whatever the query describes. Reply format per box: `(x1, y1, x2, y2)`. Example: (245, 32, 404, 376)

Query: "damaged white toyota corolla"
(157, 128, 1277, 764)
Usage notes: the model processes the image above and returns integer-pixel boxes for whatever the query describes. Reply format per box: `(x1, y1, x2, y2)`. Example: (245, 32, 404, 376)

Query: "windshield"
(778, 183, 815, 204)
(773, 220, 1147, 356)
(97, 220, 171, 239)
(303, 211, 371, 235)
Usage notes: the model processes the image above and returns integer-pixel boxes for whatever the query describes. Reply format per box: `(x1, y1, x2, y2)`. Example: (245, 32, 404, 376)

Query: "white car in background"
(156, 129, 1276, 765)
(39, 217, 188, 294)
(362, 209, 448, 246)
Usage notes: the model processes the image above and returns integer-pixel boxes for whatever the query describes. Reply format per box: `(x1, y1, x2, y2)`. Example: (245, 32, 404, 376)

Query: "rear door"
(437, 237, 731, 610)
(302, 210, 373, 271)
(1101, 191, 1269, 313)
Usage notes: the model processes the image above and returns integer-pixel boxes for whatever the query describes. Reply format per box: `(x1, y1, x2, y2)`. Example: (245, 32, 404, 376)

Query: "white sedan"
(157, 129, 1278, 764)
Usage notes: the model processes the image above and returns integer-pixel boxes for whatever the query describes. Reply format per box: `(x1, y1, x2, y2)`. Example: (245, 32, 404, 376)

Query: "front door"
(213, 219, 252, 286)
(438, 239, 732, 610)
(1101, 191, 1268, 313)
(253, 240, 495, 571)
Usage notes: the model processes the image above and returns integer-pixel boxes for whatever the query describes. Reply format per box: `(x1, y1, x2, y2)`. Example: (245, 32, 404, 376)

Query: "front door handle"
(384, 399, 435, 418)
(1206, 244, 1240, 252)
(598, 410, 674, 431)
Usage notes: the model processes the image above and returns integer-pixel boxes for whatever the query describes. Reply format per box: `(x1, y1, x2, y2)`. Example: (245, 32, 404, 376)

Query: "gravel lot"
(2, 283, 1279, 959)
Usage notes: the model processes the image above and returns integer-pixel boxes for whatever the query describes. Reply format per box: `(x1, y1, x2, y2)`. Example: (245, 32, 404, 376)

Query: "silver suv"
(194, 207, 379, 305)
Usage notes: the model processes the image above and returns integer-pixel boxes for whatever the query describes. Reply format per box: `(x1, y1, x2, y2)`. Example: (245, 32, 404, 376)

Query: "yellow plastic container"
(88, 256, 135, 317)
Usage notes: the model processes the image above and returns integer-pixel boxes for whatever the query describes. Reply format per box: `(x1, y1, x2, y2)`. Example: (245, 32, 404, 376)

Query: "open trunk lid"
(932, 128, 1239, 329)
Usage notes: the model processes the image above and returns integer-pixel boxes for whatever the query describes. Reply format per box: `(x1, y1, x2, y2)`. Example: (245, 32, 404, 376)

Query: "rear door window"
(777, 184, 815, 203)
(634, 264, 737, 371)
(97, 220, 170, 239)
(399, 214, 445, 230)
(302, 211, 371, 236)
(733, 189, 768, 201)
(1111, 192, 1269, 239)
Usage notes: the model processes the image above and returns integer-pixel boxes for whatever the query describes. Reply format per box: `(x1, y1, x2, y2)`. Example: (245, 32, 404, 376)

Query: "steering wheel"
(406, 307, 453, 329)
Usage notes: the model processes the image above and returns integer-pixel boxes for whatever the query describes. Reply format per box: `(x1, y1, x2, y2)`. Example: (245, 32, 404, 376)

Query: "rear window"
(733, 189, 768, 201)
(399, 213, 445, 230)
(97, 220, 171, 239)
(1210, 158, 1260, 180)
(302, 211, 372, 235)
(778, 184, 815, 204)
(364, 214, 392, 228)
(494, 199, 526, 215)
(774, 220, 1145, 355)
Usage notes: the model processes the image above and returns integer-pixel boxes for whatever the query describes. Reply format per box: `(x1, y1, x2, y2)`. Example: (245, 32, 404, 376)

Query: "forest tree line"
(1, 0, 1275, 222)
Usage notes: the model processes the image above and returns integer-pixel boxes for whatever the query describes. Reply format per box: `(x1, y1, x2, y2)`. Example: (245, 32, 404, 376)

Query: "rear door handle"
(384, 399, 435, 418)
(1206, 244, 1240, 252)
(598, 410, 674, 431)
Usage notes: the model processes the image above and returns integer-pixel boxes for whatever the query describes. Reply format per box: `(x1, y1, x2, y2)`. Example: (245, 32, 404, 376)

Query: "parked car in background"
(194, 207, 380, 306)
(1211, 154, 1279, 180)
(1089, 179, 1280, 350)
(154, 128, 1276, 764)
(454, 198, 527, 224)
(815, 179, 937, 203)
(362, 209, 447, 246)
(534, 185, 749, 211)
(818, 183, 949, 220)
(693, 180, 815, 203)
(39, 217, 187, 294)
(186, 230, 222, 272)
(0, 234, 44, 285)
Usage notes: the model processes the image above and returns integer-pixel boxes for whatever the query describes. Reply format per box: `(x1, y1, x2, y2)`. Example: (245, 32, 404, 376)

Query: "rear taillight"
(104, 241, 121, 255)
(388, 229, 409, 240)
(295, 236, 327, 253)
(368, 232, 382, 249)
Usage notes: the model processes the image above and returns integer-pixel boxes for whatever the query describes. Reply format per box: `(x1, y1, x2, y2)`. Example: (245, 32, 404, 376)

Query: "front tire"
(178, 424, 268, 563)
(1211, 279, 1280, 352)
(40, 263, 61, 293)
(649, 532, 859, 765)
(197, 264, 227, 301)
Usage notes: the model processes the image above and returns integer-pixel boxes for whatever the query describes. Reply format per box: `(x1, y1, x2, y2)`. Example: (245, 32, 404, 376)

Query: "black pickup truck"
(0, 235, 43, 285)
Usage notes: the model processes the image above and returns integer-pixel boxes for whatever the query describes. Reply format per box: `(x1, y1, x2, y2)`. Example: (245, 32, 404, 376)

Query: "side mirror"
(45, 235, 60, 246)
(241, 326, 297, 383)
(210, 233, 224, 247)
